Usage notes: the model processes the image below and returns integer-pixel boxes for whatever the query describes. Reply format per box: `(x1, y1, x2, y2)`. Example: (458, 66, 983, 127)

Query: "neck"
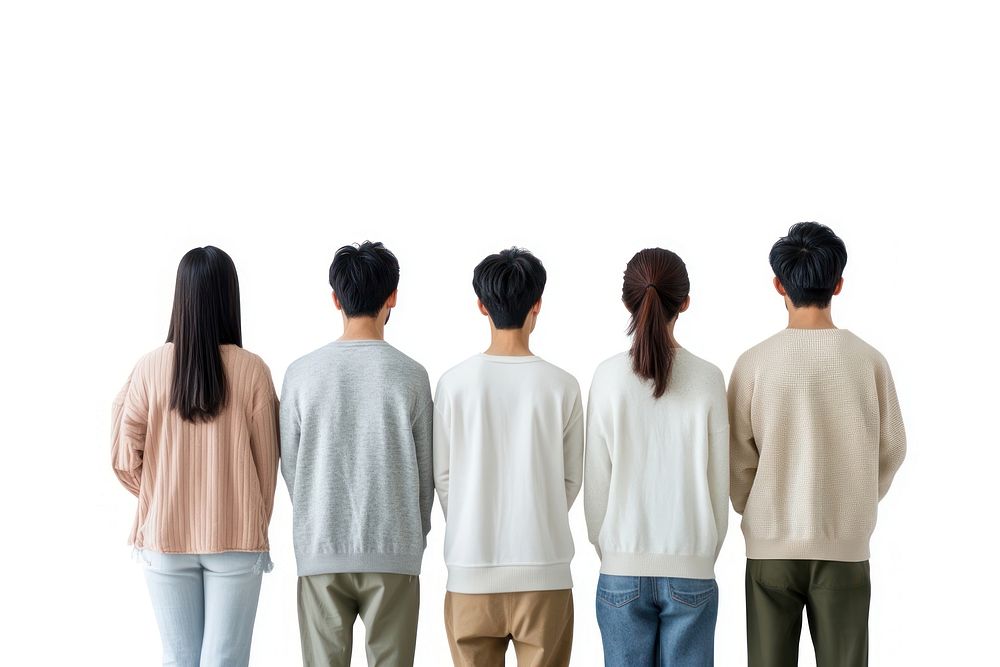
(485, 328, 532, 356)
(339, 316, 384, 341)
(786, 306, 836, 330)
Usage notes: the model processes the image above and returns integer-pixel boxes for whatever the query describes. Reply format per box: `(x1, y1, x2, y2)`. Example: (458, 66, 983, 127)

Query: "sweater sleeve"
(728, 354, 758, 515)
(412, 374, 434, 539)
(563, 384, 585, 510)
(708, 373, 731, 560)
(249, 365, 280, 525)
(583, 383, 611, 558)
(432, 396, 451, 519)
(279, 368, 301, 501)
(876, 358, 906, 500)
(111, 370, 147, 497)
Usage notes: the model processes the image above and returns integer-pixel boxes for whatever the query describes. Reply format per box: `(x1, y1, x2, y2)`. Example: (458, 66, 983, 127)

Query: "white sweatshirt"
(584, 349, 729, 580)
(433, 354, 584, 593)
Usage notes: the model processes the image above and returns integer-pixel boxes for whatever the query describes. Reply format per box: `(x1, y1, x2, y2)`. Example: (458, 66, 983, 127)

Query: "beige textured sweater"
(728, 328, 906, 561)
(111, 344, 279, 554)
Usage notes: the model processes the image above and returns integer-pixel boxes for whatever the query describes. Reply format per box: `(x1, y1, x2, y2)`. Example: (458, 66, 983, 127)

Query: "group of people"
(111, 221, 906, 667)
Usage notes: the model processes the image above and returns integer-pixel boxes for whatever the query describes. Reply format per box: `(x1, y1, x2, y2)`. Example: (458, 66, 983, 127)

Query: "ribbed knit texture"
(728, 328, 906, 562)
(585, 349, 730, 579)
(111, 344, 280, 554)
(434, 354, 584, 594)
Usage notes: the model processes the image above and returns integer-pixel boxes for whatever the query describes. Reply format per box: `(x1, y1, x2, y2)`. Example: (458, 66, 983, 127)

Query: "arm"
(413, 375, 434, 539)
(583, 386, 611, 558)
(111, 372, 147, 496)
(876, 360, 907, 500)
(728, 356, 758, 515)
(708, 374, 730, 560)
(432, 399, 450, 519)
(249, 366, 280, 525)
(563, 385, 585, 509)
(279, 370, 300, 501)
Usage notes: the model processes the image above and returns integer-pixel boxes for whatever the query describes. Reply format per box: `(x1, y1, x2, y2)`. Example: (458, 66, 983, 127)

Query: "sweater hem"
(744, 537, 871, 562)
(296, 552, 423, 577)
(447, 563, 573, 593)
(600, 553, 716, 579)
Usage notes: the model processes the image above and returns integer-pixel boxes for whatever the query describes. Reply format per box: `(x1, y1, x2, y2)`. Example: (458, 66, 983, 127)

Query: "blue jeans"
(596, 574, 718, 667)
(141, 550, 271, 666)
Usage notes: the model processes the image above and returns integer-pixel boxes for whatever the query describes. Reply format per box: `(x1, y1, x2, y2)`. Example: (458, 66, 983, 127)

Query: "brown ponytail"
(622, 248, 690, 398)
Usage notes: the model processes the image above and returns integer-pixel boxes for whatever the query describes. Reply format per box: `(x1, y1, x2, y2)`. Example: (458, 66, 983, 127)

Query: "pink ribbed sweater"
(111, 344, 279, 553)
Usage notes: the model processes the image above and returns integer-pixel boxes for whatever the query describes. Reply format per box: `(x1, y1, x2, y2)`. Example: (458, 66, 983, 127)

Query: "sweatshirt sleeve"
(432, 394, 451, 519)
(279, 368, 301, 501)
(249, 364, 280, 525)
(583, 382, 611, 558)
(876, 358, 906, 500)
(728, 354, 758, 515)
(708, 372, 730, 560)
(412, 373, 434, 539)
(111, 369, 147, 496)
(563, 383, 585, 510)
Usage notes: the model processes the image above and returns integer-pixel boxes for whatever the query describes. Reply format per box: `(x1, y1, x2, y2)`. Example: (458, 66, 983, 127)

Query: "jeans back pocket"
(668, 577, 717, 608)
(597, 574, 640, 608)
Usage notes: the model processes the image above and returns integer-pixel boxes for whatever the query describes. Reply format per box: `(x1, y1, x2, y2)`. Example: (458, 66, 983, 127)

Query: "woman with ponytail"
(111, 247, 278, 666)
(584, 248, 730, 666)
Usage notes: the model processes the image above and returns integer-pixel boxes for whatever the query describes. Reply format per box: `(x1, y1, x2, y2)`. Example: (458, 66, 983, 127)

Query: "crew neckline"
(329, 339, 390, 346)
(479, 353, 541, 363)
(781, 327, 849, 333)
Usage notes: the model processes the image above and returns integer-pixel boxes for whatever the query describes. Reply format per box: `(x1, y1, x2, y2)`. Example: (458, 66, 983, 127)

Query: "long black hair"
(166, 246, 242, 422)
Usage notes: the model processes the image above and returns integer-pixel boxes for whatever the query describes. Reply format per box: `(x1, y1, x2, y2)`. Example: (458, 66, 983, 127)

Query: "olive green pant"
(298, 572, 419, 667)
(746, 560, 870, 667)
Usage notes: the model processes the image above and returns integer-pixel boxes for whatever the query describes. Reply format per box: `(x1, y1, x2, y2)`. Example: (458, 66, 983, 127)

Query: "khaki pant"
(444, 590, 574, 667)
(298, 573, 419, 667)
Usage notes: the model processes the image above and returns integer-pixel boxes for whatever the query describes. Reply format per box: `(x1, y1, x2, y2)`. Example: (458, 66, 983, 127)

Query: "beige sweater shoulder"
(728, 328, 906, 561)
(111, 344, 279, 554)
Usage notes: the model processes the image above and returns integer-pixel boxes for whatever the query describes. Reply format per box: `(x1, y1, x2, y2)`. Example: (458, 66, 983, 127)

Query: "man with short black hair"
(729, 223, 907, 667)
(434, 247, 583, 667)
(280, 241, 433, 667)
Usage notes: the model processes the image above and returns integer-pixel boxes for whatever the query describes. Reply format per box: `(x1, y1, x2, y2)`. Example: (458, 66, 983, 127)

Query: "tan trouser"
(298, 573, 419, 667)
(444, 590, 574, 667)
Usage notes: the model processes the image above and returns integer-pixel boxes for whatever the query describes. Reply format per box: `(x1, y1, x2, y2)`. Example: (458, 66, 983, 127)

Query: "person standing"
(729, 222, 907, 666)
(434, 247, 583, 667)
(280, 241, 433, 667)
(111, 246, 279, 667)
(585, 247, 728, 667)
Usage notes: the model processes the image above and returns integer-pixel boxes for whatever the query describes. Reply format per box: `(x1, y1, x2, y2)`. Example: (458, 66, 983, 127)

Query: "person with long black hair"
(111, 246, 279, 667)
(585, 247, 729, 666)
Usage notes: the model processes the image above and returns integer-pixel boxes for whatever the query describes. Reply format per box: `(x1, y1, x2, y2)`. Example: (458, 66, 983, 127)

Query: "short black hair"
(472, 247, 547, 329)
(329, 241, 400, 317)
(769, 222, 848, 308)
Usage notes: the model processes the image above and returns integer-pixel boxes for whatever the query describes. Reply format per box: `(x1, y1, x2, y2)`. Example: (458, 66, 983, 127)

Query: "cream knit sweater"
(728, 328, 906, 561)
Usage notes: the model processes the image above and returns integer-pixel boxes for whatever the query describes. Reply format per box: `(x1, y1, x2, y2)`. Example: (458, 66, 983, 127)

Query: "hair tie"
(645, 283, 656, 290)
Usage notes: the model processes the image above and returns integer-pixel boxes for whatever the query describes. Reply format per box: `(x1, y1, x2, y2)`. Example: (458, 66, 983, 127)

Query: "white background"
(1, 1, 998, 665)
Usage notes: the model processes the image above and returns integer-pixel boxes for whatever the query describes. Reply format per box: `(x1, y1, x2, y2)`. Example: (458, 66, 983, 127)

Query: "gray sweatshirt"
(280, 340, 433, 576)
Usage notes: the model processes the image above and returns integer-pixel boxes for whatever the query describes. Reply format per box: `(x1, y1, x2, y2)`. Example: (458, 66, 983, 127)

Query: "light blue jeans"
(140, 550, 272, 667)
(596, 573, 718, 666)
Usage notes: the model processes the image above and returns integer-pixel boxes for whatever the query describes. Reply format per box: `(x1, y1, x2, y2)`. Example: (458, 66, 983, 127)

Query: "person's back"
(434, 247, 582, 667)
(280, 241, 432, 667)
(730, 328, 904, 560)
(585, 247, 727, 666)
(281, 339, 431, 575)
(435, 352, 581, 589)
(729, 222, 906, 667)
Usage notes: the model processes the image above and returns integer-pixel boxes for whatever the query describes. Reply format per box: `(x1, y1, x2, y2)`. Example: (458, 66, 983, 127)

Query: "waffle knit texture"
(111, 344, 279, 554)
(728, 328, 906, 561)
